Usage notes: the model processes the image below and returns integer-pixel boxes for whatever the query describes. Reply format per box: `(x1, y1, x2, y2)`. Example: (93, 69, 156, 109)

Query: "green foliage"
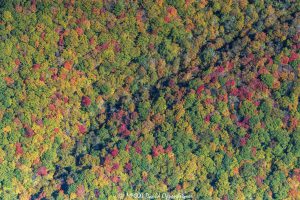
(260, 74, 274, 88)
(138, 101, 151, 120)
(0, 0, 298, 199)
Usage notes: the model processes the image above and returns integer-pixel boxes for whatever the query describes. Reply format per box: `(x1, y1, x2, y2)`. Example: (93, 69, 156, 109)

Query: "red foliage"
(96, 42, 109, 52)
(125, 162, 132, 171)
(149, 43, 155, 50)
(136, 10, 143, 22)
(294, 169, 300, 176)
(61, 68, 70, 80)
(119, 123, 127, 132)
(123, 129, 131, 137)
(152, 145, 165, 157)
(37, 192, 46, 200)
(185, 0, 191, 7)
(205, 98, 213, 105)
(222, 195, 229, 200)
(237, 87, 253, 100)
(114, 41, 121, 53)
(204, 115, 211, 123)
(230, 114, 237, 121)
(255, 176, 264, 187)
(225, 80, 235, 87)
(281, 56, 289, 65)
(82, 96, 91, 107)
(164, 16, 171, 23)
(157, 145, 164, 153)
(76, 185, 85, 198)
(100, 7, 106, 14)
(37, 166, 48, 176)
(254, 101, 260, 107)
(33, 63, 40, 70)
(119, 123, 131, 137)
(117, 11, 126, 19)
(135, 145, 142, 154)
(114, 110, 124, 120)
(4, 77, 14, 86)
(225, 61, 234, 71)
(241, 53, 255, 65)
(14, 118, 22, 126)
(218, 94, 228, 102)
(25, 126, 35, 137)
(94, 189, 100, 198)
(51, 74, 58, 80)
(15, 4, 23, 13)
(237, 117, 250, 129)
(131, 111, 139, 120)
(210, 76, 217, 84)
(78, 124, 87, 134)
(64, 61, 72, 70)
(169, 79, 176, 88)
(152, 146, 159, 157)
(240, 137, 247, 146)
(196, 85, 205, 95)
(230, 88, 239, 96)
(125, 143, 131, 152)
(289, 51, 299, 62)
(133, 142, 142, 154)
(175, 184, 182, 191)
(117, 186, 122, 193)
(251, 147, 257, 157)
(15, 58, 21, 66)
(63, 96, 69, 103)
(216, 66, 225, 73)
(250, 78, 267, 93)
(59, 36, 64, 46)
(16, 143, 23, 155)
(111, 148, 119, 157)
(267, 57, 273, 66)
(111, 176, 120, 183)
(49, 103, 56, 111)
(76, 27, 84, 36)
(40, 74, 45, 82)
(89, 37, 95, 45)
(245, 133, 250, 139)
(290, 117, 298, 130)
(165, 145, 173, 153)
(104, 156, 111, 166)
(112, 163, 119, 171)
(41, 32, 46, 40)
(167, 6, 177, 16)
(258, 67, 268, 75)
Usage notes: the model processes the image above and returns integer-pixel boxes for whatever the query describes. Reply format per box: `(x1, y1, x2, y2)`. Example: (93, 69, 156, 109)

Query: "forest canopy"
(0, 0, 299, 199)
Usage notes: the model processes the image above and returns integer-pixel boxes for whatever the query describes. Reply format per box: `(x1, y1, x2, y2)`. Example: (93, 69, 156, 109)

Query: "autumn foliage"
(0, 0, 299, 199)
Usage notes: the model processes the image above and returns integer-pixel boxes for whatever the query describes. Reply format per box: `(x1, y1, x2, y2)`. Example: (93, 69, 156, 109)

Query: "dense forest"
(0, 0, 299, 199)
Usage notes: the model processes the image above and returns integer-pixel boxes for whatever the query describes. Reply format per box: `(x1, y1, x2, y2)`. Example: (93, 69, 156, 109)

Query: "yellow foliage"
(210, 142, 217, 152)
(184, 159, 198, 180)
(0, 148, 6, 162)
(156, 0, 164, 7)
(239, 0, 248, 9)
(24, 151, 39, 165)
(146, 154, 152, 163)
(3, 126, 11, 133)
(175, 104, 185, 121)
(70, 192, 77, 199)
(222, 107, 230, 117)
(19, 192, 31, 200)
(198, 0, 208, 9)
